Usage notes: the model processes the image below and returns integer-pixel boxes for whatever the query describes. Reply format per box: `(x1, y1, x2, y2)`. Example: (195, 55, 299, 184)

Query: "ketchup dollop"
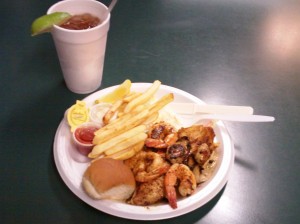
(74, 126, 98, 144)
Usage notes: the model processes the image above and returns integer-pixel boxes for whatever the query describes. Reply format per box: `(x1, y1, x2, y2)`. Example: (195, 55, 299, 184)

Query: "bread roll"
(82, 158, 136, 200)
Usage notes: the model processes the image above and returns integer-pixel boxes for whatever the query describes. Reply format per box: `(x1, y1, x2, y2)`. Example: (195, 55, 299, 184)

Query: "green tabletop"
(1, 0, 300, 223)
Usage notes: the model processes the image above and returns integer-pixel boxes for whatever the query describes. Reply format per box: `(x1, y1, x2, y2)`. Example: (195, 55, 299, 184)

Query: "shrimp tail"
(164, 170, 178, 209)
(165, 185, 177, 209)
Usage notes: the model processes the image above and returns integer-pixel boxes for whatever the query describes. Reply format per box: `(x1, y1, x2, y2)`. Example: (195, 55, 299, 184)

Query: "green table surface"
(1, 0, 300, 223)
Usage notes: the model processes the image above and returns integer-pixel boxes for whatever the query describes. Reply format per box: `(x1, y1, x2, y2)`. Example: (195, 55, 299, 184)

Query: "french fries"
(106, 141, 144, 160)
(149, 93, 174, 114)
(142, 112, 159, 126)
(123, 92, 142, 103)
(102, 99, 123, 125)
(93, 109, 149, 145)
(104, 132, 147, 156)
(123, 80, 161, 113)
(89, 80, 175, 160)
(89, 125, 146, 158)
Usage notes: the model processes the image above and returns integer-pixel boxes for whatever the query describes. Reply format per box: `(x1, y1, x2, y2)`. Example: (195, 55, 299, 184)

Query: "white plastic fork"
(167, 103, 254, 115)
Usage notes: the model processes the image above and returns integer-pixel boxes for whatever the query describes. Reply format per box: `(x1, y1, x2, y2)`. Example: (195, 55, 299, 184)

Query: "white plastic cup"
(47, 0, 110, 94)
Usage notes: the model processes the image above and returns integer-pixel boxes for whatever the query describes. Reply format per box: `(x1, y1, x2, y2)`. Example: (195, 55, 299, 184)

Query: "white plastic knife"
(193, 114, 275, 122)
(167, 103, 254, 115)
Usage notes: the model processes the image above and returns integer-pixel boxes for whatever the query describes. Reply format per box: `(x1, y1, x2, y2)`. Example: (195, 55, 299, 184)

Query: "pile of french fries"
(88, 80, 174, 160)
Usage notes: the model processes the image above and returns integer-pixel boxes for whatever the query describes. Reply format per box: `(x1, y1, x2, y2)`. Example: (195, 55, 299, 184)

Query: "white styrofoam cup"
(48, 0, 110, 94)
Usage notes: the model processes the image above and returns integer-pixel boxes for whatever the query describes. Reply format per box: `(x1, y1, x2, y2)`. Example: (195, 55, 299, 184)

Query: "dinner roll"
(82, 158, 136, 200)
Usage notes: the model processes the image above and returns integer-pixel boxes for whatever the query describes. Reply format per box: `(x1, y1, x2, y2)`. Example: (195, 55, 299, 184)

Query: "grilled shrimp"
(193, 150, 218, 184)
(164, 163, 196, 209)
(193, 143, 211, 166)
(128, 176, 165, 206)
(166, 137, 190, 164)
(178, 125, 215, 153)
(124, 151, 170, 182)
(145, 121, 178, 148)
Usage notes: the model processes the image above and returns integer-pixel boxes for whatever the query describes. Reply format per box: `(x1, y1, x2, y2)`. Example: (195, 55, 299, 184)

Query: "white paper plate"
(53, 83, 234, 220)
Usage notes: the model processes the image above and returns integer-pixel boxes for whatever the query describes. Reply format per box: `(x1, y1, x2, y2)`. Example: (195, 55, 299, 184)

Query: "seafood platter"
(53, 80, 234, 220)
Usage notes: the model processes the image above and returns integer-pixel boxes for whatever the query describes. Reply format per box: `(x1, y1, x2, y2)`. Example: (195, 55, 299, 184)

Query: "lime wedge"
(31, 12, 72, 36)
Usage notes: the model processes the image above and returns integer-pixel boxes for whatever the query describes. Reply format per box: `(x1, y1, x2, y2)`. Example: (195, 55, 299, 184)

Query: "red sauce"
(74, 126, 98, 144)
(60, 13, 101, 30)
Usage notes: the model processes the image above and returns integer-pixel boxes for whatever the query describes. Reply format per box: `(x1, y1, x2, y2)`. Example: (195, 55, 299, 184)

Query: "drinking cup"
(48, 0, 110, 94)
